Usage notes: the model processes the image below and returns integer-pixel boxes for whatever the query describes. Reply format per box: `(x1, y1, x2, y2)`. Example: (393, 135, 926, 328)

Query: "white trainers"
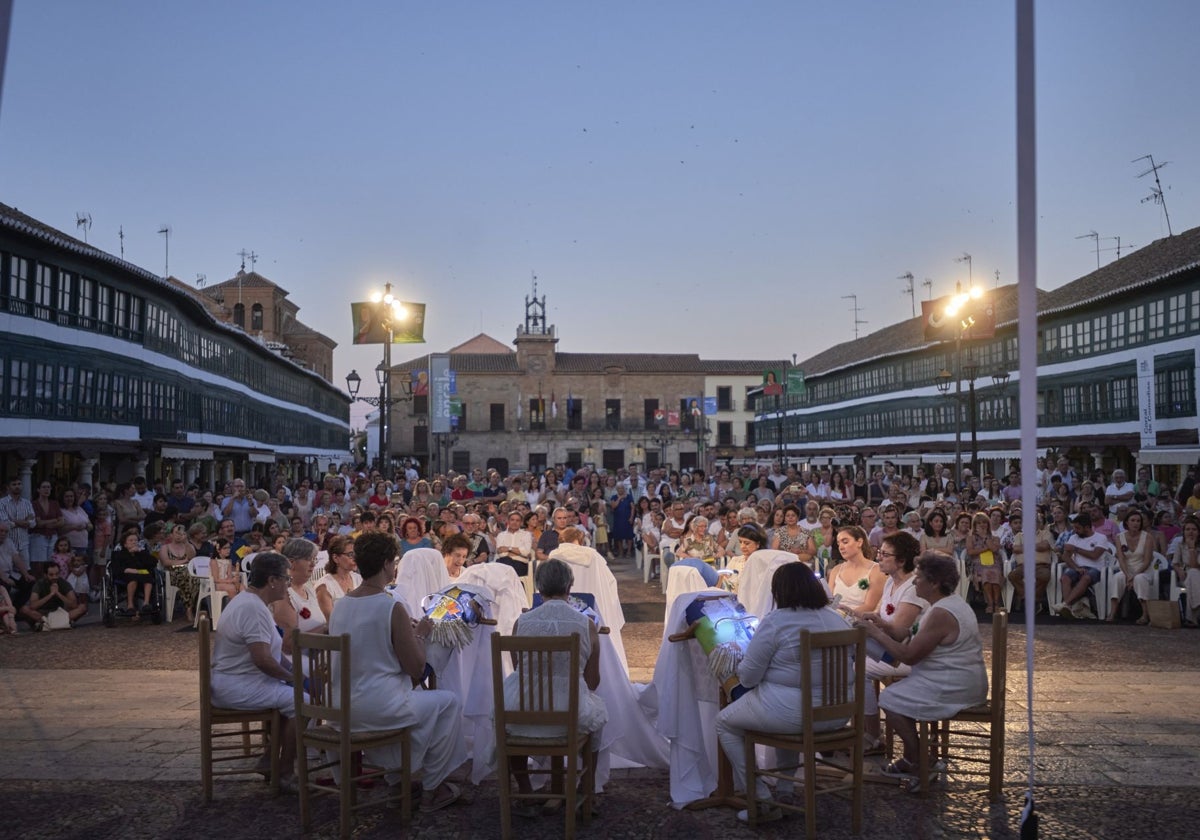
(1056, 602, 1074, 619)
(1071, 601, 1096, 620)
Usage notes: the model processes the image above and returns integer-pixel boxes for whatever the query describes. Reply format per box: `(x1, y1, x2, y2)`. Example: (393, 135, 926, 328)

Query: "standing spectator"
(495, 511, 532, 576)
(0, 521, 35, 606)
(130, 476, 156, 510)
(29, 480, 63, 573)
(58, 488, 92, 560)
(112, 482, 146, 535)
(221, 479, 258, 537)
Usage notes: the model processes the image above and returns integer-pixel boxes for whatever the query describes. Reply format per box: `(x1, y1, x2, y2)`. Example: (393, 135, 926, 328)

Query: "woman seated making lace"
(503, 558, 608, 819)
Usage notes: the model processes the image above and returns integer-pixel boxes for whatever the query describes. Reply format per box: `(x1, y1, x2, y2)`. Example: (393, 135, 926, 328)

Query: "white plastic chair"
(953, 548, 971, 602)
(642, 543, 661, 584)
(189, 557, 229, 629)
(310, 550, 329, 582)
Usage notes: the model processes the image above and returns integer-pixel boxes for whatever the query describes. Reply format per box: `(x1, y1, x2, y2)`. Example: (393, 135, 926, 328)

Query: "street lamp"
(345, 281, 413, 472)
(649, 434, 671, 471)
(932, 284, 991, 484)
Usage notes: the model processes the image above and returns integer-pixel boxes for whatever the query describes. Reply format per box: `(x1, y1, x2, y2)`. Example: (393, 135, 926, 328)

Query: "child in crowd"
(211, 538, 243, 599)
(66, 554, 92, 606)
(591, 500, 609, 558)
(50, 537, 74, 577)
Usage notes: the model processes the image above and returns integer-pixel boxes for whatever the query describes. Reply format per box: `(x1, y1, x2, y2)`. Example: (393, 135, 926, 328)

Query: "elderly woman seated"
(209, 551, 300, 790)
(862, 551, 987, 779)
(504, 558, 608, 819)
(715, 562, 853, 823)
(327, 531, 465, 812)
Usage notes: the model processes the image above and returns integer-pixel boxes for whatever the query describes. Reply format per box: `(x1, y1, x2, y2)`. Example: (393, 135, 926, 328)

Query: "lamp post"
(649, 434, 671, 471)
(933, 284, 988, 485)
(434, 432, 460, 474)
(936, 358, 1010, 481)
(345, 282, 412, 472)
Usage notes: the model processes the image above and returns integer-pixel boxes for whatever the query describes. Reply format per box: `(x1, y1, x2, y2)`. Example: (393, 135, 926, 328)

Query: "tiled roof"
(283, 318, 337, 347)
(1038, 225, 1200, 317)
(0, 202, 340, 394)
(392, 352, 522, 373)
(391, 350, 786, 375)
(448, 333, 513, 354)
(201, 270, 290, 297)
(797, 224, 1200, 379)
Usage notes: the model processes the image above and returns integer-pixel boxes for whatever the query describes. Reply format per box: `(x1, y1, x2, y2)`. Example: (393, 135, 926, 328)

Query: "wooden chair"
(491, 633, 595, 840)
(198, 612, 281, 801)
(742, 626, 866, 839)
(293, 630, 415, 838)
(915, 609, 1008, 799)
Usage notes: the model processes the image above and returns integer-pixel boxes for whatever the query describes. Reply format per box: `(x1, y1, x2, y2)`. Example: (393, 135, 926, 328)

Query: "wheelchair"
(101, 564, 163, 627)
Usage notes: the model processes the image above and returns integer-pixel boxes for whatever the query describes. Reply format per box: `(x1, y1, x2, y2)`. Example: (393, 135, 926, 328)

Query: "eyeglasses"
(876, 550, 897, 560)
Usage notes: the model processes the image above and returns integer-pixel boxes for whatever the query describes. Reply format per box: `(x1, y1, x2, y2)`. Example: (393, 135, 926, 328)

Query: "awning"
(1136, 447, 1200, 466)
(160, 446, 215, 460)
(246, 451, 277, 463)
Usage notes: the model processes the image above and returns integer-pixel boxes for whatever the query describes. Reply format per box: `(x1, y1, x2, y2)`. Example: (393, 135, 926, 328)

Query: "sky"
(2, 1, 1197, 430)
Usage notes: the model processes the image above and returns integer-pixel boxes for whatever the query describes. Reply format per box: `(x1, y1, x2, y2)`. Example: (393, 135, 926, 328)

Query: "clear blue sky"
(2, 1, 1197, 428)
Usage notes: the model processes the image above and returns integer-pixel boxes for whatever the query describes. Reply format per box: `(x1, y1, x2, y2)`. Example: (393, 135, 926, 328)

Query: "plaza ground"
(2, 557, 1198, 838)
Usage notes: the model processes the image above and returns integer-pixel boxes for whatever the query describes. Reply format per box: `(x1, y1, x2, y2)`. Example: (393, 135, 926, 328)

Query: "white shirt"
(495, 528, 533, 561)
(1066, 532, 1113, 571)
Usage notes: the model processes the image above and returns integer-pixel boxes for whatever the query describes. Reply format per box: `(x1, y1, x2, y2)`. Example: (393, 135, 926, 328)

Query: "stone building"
(197, 269, 336, 382)
(387, 289, 785, 475)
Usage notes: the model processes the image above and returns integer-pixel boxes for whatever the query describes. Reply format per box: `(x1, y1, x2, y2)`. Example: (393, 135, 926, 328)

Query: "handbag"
(1115, 587, 1142, 622)
(43, 607, 71, 631)
(1146, 599, 1181, 630)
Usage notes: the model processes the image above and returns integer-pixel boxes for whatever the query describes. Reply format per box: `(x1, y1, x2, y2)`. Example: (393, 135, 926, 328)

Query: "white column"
(18, 457, 37, 501)
(77, 456, 99, 490)
(184, 461, 199, 487)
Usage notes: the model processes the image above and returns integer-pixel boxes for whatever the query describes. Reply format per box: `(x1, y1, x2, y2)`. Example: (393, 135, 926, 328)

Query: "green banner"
(787, 368, 806, 394)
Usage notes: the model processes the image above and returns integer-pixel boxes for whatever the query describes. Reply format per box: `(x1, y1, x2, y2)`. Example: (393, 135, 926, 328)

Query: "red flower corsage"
(885, 604, 895, 616)
(299, 607, 311, 620)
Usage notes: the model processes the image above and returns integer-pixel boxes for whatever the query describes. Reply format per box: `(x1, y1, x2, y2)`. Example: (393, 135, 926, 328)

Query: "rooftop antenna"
(1101, 235, 1127, 259)
(921, 277, 933, 300)
(841, 294, 867, 340)
(119, 225, 125, 258)
(75, 212, 92, 243)
(994, 269, 1001, 288)
(1075, 230, 1100, 269)
(899, 271, 915, 317)
(248, 250, 258, 272)
(1133, 154, 1173, 236)
(954, 252, 973, 287)
(157, 225, 172, 278)
(196, 273, 206, 288)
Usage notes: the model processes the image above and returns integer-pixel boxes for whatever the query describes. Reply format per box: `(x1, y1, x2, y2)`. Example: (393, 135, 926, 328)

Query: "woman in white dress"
(328, 531, 465, 811)
(209, 551, 299, 789)
(269, 539, 327, 657)
(503, 558, 607, 818)
(1109, 507, 1155, 622)
(315, 534, 362, 621)
(828, 525, 885, 616)
(864, 551, 987, 778)
(860, 532, 927, 750)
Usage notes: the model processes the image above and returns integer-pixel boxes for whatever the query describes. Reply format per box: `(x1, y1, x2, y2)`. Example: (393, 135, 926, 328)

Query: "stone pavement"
(2, 553, 1200, 838)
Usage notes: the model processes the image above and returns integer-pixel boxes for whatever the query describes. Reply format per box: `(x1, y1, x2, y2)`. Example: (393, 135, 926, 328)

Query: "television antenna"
(1133, 154, 1173, 236)
(119, 225, 125, 258)
(899, 272, 915, 317)
(1101, 235, 1128, 259)
(841, 294, 867, 339)
(921, 277, 933, 300)
(196, 273, 206, 288)
(75, 212, 92, 243)
(954, 252, 973, 286)
(157, 225, 172, 278)
(1075, 230, 1100, 269)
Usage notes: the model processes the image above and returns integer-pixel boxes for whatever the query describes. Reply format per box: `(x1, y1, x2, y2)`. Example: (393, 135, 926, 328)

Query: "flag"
(517, 396, 522, 421)
(567, 390, 574, 416)
(551, 391, 558, 419)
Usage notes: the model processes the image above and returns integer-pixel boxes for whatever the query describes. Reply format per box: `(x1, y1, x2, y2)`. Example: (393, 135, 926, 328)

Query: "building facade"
(387, 291, 784, 475)
(756, 227, 1200, 480)
(0, 202, 350, 494)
